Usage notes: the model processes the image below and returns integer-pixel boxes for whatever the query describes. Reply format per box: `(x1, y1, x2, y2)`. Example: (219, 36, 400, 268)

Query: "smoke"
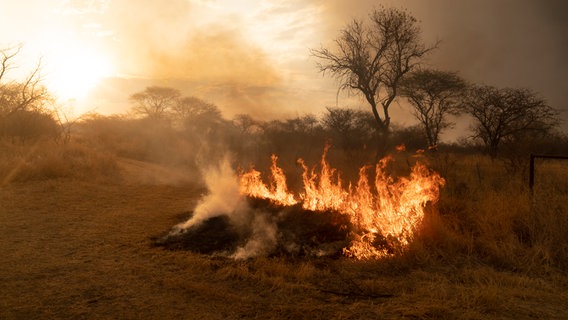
(97, 0, 292, 117)
(172, 156, 278, 259)
(231, 213, 278, 260)
(177, 156, 245, 230)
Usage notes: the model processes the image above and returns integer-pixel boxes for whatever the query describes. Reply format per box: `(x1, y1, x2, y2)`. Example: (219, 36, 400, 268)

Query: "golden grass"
(1, 139, 568, 319)
(0, 139, 120, 185)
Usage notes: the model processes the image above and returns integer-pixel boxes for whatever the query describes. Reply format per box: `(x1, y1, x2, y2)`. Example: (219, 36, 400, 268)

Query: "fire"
(238, 148, 445, 259)
(239, 155, 297, 206)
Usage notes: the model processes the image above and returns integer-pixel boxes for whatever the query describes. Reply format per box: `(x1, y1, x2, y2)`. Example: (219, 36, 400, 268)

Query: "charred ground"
(154, 197, 353, 258)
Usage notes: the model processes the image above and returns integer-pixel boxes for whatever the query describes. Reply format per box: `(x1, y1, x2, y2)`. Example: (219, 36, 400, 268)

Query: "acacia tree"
(173, 96, 225, 139)
(233, 114, 261, 134)
(173, 96, 221, 123)
(129, 86, 180, 119)
(322, 107, 376, 150)
(311, 7, 436, 146)
(463, 85, 559, 158)
(400, 69, 466, 148)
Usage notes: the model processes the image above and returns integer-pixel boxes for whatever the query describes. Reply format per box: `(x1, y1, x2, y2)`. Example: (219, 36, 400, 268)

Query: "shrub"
(0, 139, 120, 184)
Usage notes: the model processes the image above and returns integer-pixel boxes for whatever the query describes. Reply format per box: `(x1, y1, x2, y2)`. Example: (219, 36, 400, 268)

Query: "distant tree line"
(312, 6, 561, 158)
(121, 80, 565, 179)
(2, 3, 565, 165)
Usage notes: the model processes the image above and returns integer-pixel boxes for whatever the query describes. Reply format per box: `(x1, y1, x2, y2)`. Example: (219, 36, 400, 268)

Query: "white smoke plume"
(177, 156, 246, 230)
(171, 156, 278, 259)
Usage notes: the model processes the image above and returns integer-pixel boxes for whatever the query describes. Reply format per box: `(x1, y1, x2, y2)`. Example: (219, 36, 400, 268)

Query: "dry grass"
(1, 139, 568, 319)
(0, 139, 120, 185)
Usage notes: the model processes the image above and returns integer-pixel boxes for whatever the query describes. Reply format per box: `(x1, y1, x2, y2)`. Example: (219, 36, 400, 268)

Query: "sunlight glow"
(45, 46, 112, 101)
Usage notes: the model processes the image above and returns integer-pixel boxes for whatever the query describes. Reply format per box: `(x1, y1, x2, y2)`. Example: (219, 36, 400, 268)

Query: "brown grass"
(1, 138, 568, 319)
(0, 139, 120, 185)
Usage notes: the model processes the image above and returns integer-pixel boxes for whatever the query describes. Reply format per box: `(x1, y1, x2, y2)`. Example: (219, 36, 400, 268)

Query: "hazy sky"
(1, 0, 567, 132)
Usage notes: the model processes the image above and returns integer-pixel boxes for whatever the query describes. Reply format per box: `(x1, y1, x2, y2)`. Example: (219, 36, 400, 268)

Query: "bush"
(0, 110, 59, 142)
(0, 139, 120, 183)
(404, 153, 568, 273)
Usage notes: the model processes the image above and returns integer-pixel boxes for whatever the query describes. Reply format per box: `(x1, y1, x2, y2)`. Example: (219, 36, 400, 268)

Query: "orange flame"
(239, 149, 445, 259)
(239, 155, 297, 206)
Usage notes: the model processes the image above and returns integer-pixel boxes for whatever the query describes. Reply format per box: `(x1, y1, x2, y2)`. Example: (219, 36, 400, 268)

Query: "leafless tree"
(173, 96, 225, 137)
(311, 7, 436, 144)
(462, 85, 559, 158)
(0, 46, 50, 116)
(0, 46, 20, 82)
(233, 114, 263, 134)
(322, 107, 376, 150)
(400, 69, 466, 149)
(129, 86, 180, 119)
(0, 46, 56, 141)
(173, 96, 221, 122)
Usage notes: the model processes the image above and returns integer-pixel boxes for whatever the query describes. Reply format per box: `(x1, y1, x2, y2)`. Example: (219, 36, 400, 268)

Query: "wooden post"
(529, 154, 535, 191)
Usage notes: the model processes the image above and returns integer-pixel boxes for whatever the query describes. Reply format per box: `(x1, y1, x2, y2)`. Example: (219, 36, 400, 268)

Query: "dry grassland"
(1, 141, 568, 319)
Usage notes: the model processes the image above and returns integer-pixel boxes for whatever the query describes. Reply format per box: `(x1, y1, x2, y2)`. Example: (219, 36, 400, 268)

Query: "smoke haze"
(1, 0, 567, 128)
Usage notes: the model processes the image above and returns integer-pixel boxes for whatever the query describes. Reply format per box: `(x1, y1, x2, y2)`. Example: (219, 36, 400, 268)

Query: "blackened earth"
(153, 197, 357, 258)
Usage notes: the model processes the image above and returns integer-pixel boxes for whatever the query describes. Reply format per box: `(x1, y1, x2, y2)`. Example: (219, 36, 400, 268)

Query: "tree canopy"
(129, 86, 181, 120)
(400, 69, 466, 148)
(312, 6, 436, 138)
(463, 85, 559, 157)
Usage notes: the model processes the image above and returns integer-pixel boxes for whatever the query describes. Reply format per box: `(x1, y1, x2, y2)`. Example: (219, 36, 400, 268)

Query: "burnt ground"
(153, 197, 353, 258)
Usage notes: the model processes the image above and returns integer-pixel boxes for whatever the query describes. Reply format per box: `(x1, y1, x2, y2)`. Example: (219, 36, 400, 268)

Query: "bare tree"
(173, 96, 225, 137)
(233, 114, 263, 134)
(0, 46, 20, 82)
(322, 107, 376, 150)
(0, 46, 55, 141)
(129, 86, 180, 119)
(400, 69, 466, 149)
(0, 46, 50, 116)
(463, 85, 559, 158)
(311, 7, 436, 145)
(173, 96, 221, 122)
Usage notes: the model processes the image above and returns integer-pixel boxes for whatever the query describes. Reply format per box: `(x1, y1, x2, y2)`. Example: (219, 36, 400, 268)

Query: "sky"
(1, 0, 567, 135)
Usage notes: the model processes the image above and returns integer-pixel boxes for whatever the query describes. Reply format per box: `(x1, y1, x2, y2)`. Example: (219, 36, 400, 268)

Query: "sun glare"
(45, 46, 112, 101)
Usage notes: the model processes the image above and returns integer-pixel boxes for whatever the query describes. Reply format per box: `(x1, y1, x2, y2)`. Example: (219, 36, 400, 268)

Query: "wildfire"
(239, 147, 445, 259)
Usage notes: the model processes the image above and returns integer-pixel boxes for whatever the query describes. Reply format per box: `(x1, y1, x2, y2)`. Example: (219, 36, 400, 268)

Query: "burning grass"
(156, 147, 445, 259)
(2, 145, 568, 319)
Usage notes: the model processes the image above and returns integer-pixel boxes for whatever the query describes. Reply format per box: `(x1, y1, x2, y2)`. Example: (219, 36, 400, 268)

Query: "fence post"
(529, 154, 535, 191)
(529, 154, 568, 192)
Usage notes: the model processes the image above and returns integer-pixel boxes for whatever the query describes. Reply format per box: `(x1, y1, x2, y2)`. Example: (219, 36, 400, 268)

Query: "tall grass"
(2, 115, 566, 275)
(403, 153, 568, 274)
(0, 138, 120, 184)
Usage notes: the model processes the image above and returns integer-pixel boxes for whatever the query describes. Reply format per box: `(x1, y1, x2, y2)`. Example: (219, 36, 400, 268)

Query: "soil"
(1, 162, 567, 319)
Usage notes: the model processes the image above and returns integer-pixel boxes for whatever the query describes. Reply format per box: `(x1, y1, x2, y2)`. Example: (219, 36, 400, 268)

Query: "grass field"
(1, 139, 567, 319)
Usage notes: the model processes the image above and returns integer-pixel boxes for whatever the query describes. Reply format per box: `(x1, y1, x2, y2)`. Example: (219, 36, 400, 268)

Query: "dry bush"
(0, 139, 120, 184)
(404, 153, 568, 273)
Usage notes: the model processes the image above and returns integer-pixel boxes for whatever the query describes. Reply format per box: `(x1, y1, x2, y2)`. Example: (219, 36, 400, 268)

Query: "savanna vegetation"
(2, 7, 568, 319)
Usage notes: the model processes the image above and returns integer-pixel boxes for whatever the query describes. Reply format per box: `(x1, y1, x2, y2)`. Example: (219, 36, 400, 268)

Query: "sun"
(45, 45, 113, 102)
